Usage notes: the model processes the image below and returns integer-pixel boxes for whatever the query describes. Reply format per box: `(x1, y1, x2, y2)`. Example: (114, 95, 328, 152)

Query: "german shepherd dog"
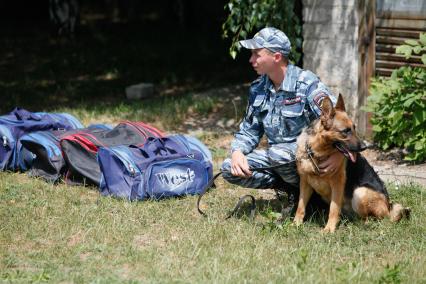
(294, 94, 410, 232)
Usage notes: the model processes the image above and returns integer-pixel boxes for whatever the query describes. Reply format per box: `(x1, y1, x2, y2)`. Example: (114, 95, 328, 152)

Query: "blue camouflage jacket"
(231, 64, 335, 155)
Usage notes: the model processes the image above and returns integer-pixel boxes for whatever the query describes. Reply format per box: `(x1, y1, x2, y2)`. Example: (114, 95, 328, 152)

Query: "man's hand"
(231, 150, 252, 178)
(318, 151, 346, 176)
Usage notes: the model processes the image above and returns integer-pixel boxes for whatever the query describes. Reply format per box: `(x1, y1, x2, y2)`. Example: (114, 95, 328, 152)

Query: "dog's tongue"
(347, 151, 356, 163)
(335, 143, 357, 163)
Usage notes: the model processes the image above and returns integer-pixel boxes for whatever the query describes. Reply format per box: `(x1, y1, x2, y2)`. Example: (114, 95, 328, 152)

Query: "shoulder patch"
(313, 92, 328, 109)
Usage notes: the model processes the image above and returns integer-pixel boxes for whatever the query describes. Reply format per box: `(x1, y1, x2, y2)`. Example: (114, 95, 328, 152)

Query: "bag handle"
(144, 137, 189, 157)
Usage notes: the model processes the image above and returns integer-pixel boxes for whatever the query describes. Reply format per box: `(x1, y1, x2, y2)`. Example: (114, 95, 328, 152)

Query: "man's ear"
(273, 52, 283, 63)
(320, 96, 335, 129)
(335, 93, 346, 111)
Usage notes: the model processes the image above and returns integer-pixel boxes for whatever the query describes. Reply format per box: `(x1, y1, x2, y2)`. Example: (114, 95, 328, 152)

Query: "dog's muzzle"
(333, 141, 367, 163)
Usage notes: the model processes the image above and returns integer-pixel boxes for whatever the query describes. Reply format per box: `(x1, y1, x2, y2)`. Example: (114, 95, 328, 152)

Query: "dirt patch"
(362, 148, 426, 186)
(176, 84, 249, 135)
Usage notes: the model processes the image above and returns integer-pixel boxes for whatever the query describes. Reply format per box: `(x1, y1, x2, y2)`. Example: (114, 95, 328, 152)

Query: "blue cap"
(239, 27, 291, 57)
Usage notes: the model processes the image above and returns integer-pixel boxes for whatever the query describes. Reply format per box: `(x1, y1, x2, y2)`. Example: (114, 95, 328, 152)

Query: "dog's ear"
(335, 93, 346, 111)
(320, 96, 335, 129)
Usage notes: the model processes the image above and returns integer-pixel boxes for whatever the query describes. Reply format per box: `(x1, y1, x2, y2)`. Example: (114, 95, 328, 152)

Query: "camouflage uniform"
(221, 65, 335, 189)
(221, 27, 336, 190)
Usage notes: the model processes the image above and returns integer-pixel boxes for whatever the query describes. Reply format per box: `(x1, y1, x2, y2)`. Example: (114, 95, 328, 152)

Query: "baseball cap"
(239, 27, 291, 57)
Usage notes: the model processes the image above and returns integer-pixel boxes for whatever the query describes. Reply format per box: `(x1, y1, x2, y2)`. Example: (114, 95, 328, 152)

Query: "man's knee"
(267, 143, 299, 187)
(275, 163, 299, 187)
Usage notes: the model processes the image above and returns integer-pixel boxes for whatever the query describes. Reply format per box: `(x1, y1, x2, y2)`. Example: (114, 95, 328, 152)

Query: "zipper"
(108, 147, 145, 200)
(110, 147, 141, 178)
(0, 125, 14, 147)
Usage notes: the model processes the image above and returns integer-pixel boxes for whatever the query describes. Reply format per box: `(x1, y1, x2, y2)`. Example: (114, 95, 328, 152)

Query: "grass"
(56, 92, 223, 128)
(1, 172, 425, 283)
(1, 16, 425, 284)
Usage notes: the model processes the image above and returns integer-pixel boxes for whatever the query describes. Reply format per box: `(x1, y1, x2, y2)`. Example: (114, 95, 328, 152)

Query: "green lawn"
(1, 170, 425, 283)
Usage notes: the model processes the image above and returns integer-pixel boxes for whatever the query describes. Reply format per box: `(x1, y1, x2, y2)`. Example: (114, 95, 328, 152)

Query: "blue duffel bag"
(0, 107, 83, 171)
(98, 135, 213, 201)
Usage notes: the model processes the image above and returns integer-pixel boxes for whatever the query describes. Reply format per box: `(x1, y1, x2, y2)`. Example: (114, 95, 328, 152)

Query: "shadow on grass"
(227, 193, 332, 226)
(0, 19, 253, 113)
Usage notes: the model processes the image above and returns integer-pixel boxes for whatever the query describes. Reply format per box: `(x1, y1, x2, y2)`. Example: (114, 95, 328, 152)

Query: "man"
(221, 27, 343, 208)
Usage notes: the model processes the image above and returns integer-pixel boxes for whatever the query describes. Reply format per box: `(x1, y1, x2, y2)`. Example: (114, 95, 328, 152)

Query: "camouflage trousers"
(221, 142, 299, 190)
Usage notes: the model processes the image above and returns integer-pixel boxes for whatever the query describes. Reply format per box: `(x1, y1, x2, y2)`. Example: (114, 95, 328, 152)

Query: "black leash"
(197, 163, 287, 220)
(305, 141, 321, 175)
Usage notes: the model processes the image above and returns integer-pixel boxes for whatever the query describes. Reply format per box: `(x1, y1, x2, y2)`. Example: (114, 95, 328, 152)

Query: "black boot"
(274, 182, 299, 220)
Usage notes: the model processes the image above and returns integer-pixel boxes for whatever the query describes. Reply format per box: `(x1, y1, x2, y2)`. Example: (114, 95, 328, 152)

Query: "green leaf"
(413, 110, 426, 127)
(422, 54, 426, 65)
(405, 39, 419, 46)
(404, 154, 417, 161)
(420, 33, 426, 45)
(413, 46, 422, 54)
(396, 45, 412, 58)
(403, 97, 416, 107)
(372, 125, 382, 132)
(382, 142, 390, 150)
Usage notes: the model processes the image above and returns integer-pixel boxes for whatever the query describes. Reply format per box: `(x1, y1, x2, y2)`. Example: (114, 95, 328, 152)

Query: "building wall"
(302, 0, 363, 131)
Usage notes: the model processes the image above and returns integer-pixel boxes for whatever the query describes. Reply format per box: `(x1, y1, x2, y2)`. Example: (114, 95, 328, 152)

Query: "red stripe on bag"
(61, 134, 99, 153)
(134, 121, 165, 137)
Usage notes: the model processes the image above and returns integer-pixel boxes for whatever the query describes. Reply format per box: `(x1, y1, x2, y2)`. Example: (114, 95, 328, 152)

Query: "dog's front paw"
(293, 215, 304, 226)
(322, 224, 336, 233)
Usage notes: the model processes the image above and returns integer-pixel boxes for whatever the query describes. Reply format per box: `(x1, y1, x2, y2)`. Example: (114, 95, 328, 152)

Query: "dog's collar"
(305, 141, 321, 175)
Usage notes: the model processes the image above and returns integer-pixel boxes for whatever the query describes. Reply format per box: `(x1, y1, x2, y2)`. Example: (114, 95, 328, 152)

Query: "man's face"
(249, 48, 276, 75)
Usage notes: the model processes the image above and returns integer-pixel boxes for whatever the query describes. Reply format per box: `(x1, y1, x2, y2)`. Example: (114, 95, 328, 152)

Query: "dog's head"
(319, 94, 367, 162)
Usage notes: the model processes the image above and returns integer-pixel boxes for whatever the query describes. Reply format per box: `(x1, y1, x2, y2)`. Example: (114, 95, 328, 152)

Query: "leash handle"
(197, 171, 223, 216)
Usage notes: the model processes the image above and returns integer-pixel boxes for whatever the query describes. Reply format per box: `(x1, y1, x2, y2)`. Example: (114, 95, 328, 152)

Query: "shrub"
(222, 0, 302, 63)
(366, 33, 426, 162)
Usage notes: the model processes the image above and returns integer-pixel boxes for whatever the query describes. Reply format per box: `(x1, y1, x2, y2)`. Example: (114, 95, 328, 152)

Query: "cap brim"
(239, 39, 263, 49)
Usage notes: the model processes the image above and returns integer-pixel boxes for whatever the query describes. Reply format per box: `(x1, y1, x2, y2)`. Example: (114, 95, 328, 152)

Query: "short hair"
(265, 48, 289, 64)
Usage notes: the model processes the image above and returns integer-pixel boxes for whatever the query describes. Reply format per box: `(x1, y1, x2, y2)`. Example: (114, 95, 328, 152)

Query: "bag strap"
(197, 163, 287, 220)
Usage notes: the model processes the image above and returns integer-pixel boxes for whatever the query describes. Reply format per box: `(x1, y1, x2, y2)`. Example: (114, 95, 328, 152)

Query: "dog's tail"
(389, 203, 411, 222)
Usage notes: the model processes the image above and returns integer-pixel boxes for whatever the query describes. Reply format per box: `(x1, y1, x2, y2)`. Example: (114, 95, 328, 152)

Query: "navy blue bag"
(98, 135, 213, 201)
(0, 108, 83, 171)
(20, 124, 112, 182)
